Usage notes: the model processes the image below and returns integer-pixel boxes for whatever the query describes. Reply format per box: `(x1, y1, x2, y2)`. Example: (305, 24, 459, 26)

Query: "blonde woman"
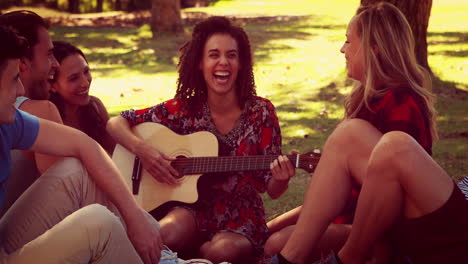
(267, 2, 468, 264)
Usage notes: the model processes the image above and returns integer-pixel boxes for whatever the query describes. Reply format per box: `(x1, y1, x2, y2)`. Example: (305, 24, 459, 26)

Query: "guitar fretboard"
(170, 154, 318, 174)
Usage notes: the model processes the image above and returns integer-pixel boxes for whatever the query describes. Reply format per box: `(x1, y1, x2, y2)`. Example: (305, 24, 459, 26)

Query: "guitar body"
(112, 123, 218, 211)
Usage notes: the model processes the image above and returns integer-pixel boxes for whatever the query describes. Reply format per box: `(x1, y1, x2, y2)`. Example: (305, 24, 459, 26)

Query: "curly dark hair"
(50, 41, 111, 152)
(176, 16, 256, 112)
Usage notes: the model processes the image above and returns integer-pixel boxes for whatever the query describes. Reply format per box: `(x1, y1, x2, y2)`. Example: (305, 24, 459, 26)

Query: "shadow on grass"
(273, 78, 348, 152)
(51, 25, 188, 72)
(432, 74, 468, 97)
(50, 14, 345, 74)
(428, 31, 468, 46)
(431, 74, 468, 178)
(428, 31, 468, 58)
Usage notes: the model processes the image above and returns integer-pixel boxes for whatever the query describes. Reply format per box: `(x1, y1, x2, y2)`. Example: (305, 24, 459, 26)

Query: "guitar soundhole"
(172, 155, 188, 179)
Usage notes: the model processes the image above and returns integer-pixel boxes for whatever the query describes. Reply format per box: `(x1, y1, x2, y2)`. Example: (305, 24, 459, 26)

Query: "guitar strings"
(170, 155, 319, 173)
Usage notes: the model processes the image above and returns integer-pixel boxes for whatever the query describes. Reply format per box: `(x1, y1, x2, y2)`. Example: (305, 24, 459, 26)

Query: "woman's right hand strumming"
(134, 141, 179, 185)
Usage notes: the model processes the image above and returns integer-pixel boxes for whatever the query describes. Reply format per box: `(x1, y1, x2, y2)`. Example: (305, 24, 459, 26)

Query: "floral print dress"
(121, 96, 282, 258)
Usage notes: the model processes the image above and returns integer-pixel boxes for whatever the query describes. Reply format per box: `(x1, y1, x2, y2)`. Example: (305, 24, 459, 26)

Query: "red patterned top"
(121, 96, 281, 256)
(334, 88, 433, 225)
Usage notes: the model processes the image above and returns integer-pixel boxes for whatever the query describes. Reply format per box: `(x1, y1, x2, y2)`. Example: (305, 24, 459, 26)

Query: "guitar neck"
(171, 154, 318, 174)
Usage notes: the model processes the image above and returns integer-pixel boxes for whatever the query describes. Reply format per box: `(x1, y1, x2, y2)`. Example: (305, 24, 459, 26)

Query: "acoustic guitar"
(112, 122, 321, 212)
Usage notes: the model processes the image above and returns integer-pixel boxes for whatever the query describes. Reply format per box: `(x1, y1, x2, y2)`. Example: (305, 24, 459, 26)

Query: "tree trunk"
(32, 0, 45, 5)
(127, 0, 136, 11)
(151, 0, 184, 38)
(47, 0, 58, 9)
(360, 0, 433, 74)
(114, 0, 122, 10)
(96, 0, 104, 12)
(0, 0, 23, 8)
(68, 0, 80, 13)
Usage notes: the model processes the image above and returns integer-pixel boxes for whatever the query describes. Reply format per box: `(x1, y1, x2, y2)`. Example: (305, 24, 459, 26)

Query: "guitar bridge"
(132, 156, 142, 195)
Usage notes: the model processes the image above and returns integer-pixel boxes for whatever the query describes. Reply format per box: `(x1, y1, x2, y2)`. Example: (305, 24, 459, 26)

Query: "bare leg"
(199, 232, 253, 264)
(339, 131, 454, 264)
(265, 225, 294, 258)
(280, 119, 382, 263)
(159, 207, 199, 253)
(267, 206, 302, 235)
(265, 224, 350, 260)
(264, 206, 302, 257)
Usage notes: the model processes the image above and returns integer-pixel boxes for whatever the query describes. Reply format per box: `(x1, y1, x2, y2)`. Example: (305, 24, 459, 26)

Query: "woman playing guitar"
(107, 16, 295, 264)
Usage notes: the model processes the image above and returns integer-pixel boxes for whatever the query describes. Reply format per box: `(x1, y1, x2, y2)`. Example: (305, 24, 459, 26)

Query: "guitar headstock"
(297, 151, 321, 173)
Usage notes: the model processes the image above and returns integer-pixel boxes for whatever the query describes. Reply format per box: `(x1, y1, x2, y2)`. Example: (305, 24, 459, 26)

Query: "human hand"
(135, 142, 179, 185)
(126, 208, 164, 264)
(270, 155, 295, 184)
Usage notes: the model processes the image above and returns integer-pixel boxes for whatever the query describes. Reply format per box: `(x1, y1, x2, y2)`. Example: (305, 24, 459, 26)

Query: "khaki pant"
(0, 150, 40, 218)
(0, 158, 158, 264)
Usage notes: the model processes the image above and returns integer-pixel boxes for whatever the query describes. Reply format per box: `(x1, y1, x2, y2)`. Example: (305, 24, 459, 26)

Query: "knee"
(369, 132, 418, 168)
(200, 236, 252, 263)
(367, 131, 421, 177)
(73, 204, 128, 251)
(81, 204, 120, 227)
(44, 157, 87, 181)
(324, 119, 376, 151)
(199, 241, 234, 263)
(264, 232, 285, 257)
(52, 157, 83, 171)
(159, 221, 179, 248)
(159, 217, 192, 249)
(380, 131, 418, 152)
(76, 204, 122, 234)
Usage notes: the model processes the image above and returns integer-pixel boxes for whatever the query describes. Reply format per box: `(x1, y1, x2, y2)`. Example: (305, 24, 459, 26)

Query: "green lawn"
(3, 0, 467, 219)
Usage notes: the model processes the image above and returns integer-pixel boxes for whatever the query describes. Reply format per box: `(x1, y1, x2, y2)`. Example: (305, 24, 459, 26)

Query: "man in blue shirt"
(0, 10, 63, 216)
(0, 26, 163, 263)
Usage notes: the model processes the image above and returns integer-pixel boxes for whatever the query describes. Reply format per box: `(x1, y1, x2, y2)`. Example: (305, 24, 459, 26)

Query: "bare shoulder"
(20, 100, 63, 124)
(90, 96, 110, 120)
(90, 96, 106, 110)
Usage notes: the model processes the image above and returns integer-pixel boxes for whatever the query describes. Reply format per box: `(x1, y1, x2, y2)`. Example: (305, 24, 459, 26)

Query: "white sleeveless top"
(14, 96, 30, 108)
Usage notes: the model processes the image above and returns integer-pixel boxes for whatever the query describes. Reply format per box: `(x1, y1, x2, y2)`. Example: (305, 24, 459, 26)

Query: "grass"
(3, 0, 467, 219)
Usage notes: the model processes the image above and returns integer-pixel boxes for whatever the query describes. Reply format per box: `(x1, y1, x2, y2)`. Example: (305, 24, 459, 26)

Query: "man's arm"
(106, 115, 144, 153)
(107, 115, 178, 184)
(19, 100, 63, 173)
(30, 118, 163, 264)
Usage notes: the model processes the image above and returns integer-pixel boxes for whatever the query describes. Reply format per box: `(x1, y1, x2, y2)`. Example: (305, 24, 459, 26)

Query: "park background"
(1, 0, 467, 220)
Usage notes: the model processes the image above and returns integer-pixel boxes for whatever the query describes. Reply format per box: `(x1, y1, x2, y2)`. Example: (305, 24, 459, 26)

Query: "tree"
(31, 0, 45, 5)
(150, 0, 184, 38)
(0, 0, 18, 9)
(47, 0, 58, 9)
(96, 0, 104, 12)
(127, 0, 151, 11)
(361, 0, 433, 74)
(68, 0, 80, 13)
(114, 0, 122, 10)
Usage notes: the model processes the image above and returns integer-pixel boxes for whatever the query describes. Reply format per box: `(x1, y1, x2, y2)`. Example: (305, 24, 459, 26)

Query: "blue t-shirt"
(0, 109, 40, 206)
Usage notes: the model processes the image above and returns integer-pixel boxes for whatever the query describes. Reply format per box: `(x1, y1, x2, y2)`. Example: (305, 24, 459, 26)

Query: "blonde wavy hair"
(344, 2, 438, 141)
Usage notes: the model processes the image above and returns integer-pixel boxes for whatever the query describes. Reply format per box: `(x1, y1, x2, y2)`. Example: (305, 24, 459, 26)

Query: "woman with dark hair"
(50, 41, 115, 154)
(107, 16, 291, 263)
